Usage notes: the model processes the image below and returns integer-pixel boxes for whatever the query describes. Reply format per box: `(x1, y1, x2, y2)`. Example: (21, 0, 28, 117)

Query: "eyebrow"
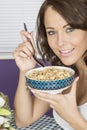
(45, 24, 69, 30)
(45, 27, 54, 30)
(63, 24, 69, 28)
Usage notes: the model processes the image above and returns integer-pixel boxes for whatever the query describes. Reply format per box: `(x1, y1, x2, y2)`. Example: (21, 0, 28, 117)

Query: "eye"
(66, 27, 75, 33)
(47, 31, 56, 35)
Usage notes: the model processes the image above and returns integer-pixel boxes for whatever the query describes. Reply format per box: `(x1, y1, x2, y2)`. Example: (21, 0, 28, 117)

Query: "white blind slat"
(0, 0, 44, 52)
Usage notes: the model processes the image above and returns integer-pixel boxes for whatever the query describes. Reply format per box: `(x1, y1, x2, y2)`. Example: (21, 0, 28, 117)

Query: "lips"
(59, 48, 74, 56)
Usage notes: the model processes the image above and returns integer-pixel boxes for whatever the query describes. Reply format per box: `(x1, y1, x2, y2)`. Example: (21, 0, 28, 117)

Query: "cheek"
(71, 35, 87, 49)
(75, 33, 87, 48)
(48, 42, 54, 49)
(47, 37, 57, 49)
(73, 37, 87, 58)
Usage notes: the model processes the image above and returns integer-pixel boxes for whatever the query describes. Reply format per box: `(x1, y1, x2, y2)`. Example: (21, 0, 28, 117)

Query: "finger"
(25, 42, 34, 55)
(34, 93, 50, 102)
(20, 30, 28, 42)
(70, 76, 79, 95)
(21, 30, 35, 46)
(34, 93, 56, 106)
(21, 31, 36, 54)
(31, 89, 59, 103)
(18, 51, 31, 58)
(27, 31, 38, 54)
(16, 42, 34, 57)
(29, 32, 37, 51)
(50, 104, 55, 109)
(20, 30, 34, 43)
(14, 48, 28, 59)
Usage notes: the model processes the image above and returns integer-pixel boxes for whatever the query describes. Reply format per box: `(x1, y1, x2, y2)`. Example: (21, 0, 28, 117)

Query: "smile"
(59, 48, 74, 56)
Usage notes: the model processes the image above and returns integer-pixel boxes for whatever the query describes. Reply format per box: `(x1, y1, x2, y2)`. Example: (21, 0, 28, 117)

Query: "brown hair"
(36, 0, 87, 73)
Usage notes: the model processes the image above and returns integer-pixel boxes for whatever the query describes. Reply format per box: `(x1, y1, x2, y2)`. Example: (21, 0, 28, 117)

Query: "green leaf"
(0, 108, 11, 116)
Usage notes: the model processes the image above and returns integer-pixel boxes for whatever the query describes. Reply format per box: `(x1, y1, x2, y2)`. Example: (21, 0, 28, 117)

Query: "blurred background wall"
(0, 59, 19, 109)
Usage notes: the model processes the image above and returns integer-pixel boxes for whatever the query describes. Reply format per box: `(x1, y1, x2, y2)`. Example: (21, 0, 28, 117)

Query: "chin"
(62, 61, 74, 66)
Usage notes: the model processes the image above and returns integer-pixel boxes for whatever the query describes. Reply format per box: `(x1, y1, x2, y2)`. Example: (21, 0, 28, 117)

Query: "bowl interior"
(25, 66, 75, 91)
(25, 66, 75, 81)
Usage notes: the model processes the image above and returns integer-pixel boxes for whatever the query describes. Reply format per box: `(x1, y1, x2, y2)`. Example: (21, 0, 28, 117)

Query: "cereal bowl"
(25, 66, 75, 94)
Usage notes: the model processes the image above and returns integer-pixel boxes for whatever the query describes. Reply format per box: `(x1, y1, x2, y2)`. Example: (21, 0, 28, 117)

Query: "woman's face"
(44, 7, 87, 66)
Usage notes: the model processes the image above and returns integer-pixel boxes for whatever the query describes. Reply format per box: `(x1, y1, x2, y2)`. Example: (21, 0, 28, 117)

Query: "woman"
(13, 0, 87, 129)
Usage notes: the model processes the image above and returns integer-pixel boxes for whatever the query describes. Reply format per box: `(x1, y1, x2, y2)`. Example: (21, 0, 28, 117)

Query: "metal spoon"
(24, 23, 44, 67)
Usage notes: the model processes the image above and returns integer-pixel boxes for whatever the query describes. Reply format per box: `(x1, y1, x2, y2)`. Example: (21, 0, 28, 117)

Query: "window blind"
(0, 0, 44, 54)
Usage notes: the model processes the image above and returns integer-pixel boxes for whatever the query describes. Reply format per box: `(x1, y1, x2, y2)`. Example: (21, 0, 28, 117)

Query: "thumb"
(70, 76, 79, 95)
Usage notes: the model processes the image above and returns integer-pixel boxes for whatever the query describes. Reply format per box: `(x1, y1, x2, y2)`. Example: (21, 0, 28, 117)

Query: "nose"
(58, 32, 66, 46)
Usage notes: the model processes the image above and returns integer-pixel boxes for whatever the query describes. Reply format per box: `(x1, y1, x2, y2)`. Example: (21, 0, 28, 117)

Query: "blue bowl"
(25, 66, 75, 91)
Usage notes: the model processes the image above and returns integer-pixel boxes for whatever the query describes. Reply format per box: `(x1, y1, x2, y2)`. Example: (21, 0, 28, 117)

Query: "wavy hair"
(36, 0, 87, 74)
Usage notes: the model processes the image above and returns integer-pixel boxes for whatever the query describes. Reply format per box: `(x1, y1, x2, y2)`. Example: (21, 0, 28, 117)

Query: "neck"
(75, 59, 87, 105)
(75, 58, 87, 75)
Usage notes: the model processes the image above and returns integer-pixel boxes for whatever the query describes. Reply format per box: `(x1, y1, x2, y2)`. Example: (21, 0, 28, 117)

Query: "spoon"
(24, 23, 44, 67)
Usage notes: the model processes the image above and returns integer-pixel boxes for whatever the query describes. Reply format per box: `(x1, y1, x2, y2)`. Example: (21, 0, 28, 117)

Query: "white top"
(53, 103, 87, 130)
